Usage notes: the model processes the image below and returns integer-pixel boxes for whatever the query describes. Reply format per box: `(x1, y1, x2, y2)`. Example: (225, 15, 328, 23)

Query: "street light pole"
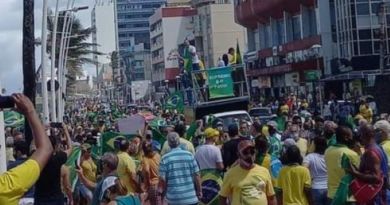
(41, 0, 50, 124)
(311, 44, 323, 115)
(50, 0, 60, 123)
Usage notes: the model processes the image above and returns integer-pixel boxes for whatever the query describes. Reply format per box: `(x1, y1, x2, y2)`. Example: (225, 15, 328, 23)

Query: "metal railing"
(183, 65, 250, 105)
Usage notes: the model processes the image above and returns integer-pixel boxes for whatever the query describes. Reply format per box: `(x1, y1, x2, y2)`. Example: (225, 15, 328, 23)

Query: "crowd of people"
(1, 93, 390, 205)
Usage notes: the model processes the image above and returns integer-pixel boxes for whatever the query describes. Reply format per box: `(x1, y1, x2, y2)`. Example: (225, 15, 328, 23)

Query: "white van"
(211, 110, 252, 131)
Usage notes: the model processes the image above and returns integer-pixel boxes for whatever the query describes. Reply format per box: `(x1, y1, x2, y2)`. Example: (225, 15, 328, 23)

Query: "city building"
(325, 0, 390, 107)
(91, 0, 117, 90)
(149, 6, 197, 89)
(192, 0, 246, 68)
(115, 0, 165, 83)
(234, 0, 333, 101)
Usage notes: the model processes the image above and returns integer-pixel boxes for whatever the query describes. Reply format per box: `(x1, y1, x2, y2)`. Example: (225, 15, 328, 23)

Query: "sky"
(0, 0, 96, 94)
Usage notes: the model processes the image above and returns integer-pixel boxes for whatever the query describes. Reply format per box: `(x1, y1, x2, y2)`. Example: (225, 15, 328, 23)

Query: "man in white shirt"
(195, 128, 224, 171)
(185, 39, 200, 71)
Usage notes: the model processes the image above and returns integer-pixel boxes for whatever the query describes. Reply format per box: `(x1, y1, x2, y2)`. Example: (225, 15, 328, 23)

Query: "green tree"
(47, 11, 102, 95)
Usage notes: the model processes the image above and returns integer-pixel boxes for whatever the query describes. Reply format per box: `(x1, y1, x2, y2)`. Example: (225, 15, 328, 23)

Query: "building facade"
(115, 0, 165, 83)
(192, 0, 247, 68)
(149, 7, 197, 88)
(234, 0, 334, 100)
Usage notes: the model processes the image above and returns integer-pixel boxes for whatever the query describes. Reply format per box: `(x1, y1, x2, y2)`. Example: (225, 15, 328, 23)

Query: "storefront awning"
(321, 69, 390, 81)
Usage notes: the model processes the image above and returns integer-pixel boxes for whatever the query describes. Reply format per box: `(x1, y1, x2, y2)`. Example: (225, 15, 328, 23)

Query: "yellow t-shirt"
(324, 145, 360, 199)
(117, 151, 137, 195)
(381, 140, 390, 157)
(296, 138, 308, 158)
(220, 164, 275, 205)
(381, 140, 390, 170)
(161, 138, 195, 156)
(81, 158, 97, 182)
(0, 159, 40, 205)
(275, 165, 311, 205)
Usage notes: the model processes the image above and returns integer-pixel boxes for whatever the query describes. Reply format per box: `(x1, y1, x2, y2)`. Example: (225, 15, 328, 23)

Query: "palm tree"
(22, 0, 35, 147)
(47, 11, 102, 95)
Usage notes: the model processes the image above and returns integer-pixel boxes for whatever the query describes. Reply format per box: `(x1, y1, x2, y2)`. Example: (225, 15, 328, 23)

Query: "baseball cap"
(100, 176, 118, 200)
(267, 121, 277, 128)
(204, 128, 219, 139)
(374, 120, 390, 134)
(167, 132, 181, 147)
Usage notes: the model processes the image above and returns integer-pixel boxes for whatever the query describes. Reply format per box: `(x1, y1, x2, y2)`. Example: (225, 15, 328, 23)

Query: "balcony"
(235, 0, 315, 28)
(192, 0, 215, 7)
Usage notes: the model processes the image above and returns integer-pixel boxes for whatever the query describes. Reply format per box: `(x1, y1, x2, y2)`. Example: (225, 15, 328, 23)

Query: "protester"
(267, 121, 282, 158)
(0, 94, 53, 205)
(102, 177, 141, 205)
(160, 123, 195, 155)
(195, 128, 224, 171)
(77, 152, 120, 205)
(79, 143, 96, 204)
(325, 126, 360, 201)
(348, 124, 387, 204)
(219, 140, 276, 205)
(303, 136, 328, 205)
(115, 137, 141, 196)
(34, 133, 71, 205)
(159, 132, 202, 205)
(141, 140, 161, 205)
(276, 145, 312, 205)
(222, 124, 244, 169)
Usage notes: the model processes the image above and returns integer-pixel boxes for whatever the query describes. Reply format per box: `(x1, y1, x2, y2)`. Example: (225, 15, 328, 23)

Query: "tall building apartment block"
(115, 0, 165, 82)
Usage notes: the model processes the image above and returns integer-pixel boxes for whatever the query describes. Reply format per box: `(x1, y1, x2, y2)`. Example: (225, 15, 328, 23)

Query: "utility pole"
(41, 0, 50, 124)
(50, 0, 60, 123)
(23, 0, 36, 147)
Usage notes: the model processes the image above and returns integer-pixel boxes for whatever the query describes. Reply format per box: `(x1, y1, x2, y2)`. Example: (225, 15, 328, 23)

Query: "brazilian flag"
(149, 118, 166, 146)
(101, 132, 136, 153)
(200, 169, 223, 205)
(65, 147, 81, 191)
(183, 47, 193, 72)
(164, 92, 184, 113)
(186, 121, 198, 141)
(235, 40, 242, 65)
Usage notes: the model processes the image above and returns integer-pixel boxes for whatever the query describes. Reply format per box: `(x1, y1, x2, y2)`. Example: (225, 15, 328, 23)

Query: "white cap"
(100, 176, 118, 200)
(374, 120, 390, 135)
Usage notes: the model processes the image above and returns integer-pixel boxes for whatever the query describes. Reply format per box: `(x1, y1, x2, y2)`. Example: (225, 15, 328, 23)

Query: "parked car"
(249, 107, 273, 124)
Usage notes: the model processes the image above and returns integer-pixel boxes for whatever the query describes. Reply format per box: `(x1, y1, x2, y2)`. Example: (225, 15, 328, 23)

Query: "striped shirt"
(159, 148, 199, 205)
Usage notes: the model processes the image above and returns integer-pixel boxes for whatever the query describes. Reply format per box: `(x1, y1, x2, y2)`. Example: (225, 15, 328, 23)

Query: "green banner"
(208, 67, 234, 99)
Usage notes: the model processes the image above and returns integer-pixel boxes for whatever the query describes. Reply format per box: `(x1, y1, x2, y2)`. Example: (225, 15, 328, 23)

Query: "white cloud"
(0, 0, 95, 94)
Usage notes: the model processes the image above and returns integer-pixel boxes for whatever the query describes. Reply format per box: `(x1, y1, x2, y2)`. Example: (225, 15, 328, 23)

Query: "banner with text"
(208, 67, 234, 99)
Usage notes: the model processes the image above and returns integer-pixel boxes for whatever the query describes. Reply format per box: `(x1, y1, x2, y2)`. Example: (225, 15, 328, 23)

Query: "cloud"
(0, 0, 95, 94)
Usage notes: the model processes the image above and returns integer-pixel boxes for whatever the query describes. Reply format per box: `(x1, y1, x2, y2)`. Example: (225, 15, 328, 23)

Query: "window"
(358, 29, 372, 40)
(360, 41, 372, 55)
(277, 19, 285, 44)
(292, 16, 301, 40)
(356, 4, 370, 15)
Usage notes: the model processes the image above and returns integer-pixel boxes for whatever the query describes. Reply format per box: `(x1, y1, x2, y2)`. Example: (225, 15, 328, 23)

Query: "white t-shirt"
(303, 153, 328, 189)
(188, 45, 200, 64)
(195, 144, 223, 170)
